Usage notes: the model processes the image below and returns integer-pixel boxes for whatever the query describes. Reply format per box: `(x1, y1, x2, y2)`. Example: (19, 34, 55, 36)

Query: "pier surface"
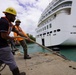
(1, 52, 76, 75)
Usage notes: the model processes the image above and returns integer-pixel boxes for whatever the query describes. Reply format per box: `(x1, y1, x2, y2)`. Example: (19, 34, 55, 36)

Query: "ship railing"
(52, 3, 71, 12)
(53, 0, 64, 7)
(39, 3, 71, 25)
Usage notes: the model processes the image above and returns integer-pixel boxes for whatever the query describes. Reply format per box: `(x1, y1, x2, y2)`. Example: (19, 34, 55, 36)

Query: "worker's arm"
(13, 31, 18, 40)
(12, 26, 30, 40)
(1, 32, 14, 40)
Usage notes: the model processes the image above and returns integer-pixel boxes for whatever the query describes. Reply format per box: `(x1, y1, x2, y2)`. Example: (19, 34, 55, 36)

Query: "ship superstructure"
(36, 0, 76, 47)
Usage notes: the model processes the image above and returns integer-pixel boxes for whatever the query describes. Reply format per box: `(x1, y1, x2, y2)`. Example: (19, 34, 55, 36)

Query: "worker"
(14, 19, 31, 59)
(0, 7, 29, 75)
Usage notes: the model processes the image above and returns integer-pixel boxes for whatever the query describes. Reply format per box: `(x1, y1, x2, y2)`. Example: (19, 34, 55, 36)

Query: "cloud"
(0, 0, 52, 37)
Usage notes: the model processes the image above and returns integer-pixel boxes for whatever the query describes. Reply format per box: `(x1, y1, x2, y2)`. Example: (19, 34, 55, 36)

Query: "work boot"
(20, 72, 26, 75)
(24, 55, 31, 59)
(12, 67, 26, 75)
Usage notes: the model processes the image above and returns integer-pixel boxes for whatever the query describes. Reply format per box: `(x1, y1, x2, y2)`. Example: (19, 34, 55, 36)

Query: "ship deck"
(1, 51, 76, 75)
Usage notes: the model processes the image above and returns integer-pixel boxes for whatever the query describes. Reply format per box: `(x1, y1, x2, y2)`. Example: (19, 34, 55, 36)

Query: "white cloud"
(0, 0, 52, 37)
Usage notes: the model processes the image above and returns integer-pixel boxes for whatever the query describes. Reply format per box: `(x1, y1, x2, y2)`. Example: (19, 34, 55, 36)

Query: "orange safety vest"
(14, 25, 28, 41)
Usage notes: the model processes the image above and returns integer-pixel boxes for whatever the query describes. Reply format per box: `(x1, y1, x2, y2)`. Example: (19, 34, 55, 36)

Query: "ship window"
(70, 32, 72, 34)
(54, 14, 56, 17)
(53, 34, 56, 36)
(48, 11, 51, 14)
(47, 32, 49, 34)
(46, 14, 47, 16)
(50, 24, 52, 28)
(67, 8, 71, 15)
(42, 28, 44, 31)
(44, 27, 45, 30)
(44, 27, 46, 30)
(43, 33, 46, 35)
(50, 31, 52, 33)
(54, 30, 56, 32)
(40, 34, 42, 36)
(37, 35, 39, 37)
(70, 32, 76, 34)
(57, 29, 60, 32)
(47, 25, 48, 29)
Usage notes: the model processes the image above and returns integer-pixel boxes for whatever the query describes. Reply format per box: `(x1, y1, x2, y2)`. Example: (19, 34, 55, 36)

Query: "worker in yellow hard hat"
(2, 7, 17, 23)
(3, 7, 17, 16)
(14, 19, 31, 59)
(0, 7, 27, 75)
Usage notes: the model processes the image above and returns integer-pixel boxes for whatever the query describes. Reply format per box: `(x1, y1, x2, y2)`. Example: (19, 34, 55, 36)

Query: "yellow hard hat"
(3, 7, 17, 15)
(15, 19, 21, 23)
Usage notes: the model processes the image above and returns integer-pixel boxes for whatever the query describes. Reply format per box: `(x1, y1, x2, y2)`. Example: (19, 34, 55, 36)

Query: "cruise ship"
(36, 0, 76, 47)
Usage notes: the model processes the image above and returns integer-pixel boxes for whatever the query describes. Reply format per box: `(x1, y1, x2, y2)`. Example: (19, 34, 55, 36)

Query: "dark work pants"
(19, 40, 28, 58)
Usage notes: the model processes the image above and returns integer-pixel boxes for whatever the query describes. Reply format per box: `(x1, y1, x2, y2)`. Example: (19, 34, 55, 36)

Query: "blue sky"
(0, 0, 52, 37)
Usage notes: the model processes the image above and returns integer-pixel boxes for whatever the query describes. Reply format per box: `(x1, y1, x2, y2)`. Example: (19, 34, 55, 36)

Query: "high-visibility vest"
(14, 25, 28, 41)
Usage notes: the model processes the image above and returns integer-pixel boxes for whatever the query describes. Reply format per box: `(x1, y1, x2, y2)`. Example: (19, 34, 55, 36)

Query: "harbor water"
(17, 44, 76, 61)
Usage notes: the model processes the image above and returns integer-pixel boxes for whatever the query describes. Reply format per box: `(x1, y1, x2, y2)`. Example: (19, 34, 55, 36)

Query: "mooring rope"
(14, 36, 69, 61)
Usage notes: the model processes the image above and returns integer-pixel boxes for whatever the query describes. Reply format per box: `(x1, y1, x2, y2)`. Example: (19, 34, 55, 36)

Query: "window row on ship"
(36, 29, 61, 38)
(37, 23, 52, 33)
(52, 0, 64, 7)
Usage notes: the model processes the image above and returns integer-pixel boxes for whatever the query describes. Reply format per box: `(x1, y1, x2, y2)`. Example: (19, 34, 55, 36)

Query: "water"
(17, 44, 49, 54)
(17, 44, 76, 61)
(60, 47, 76, 61)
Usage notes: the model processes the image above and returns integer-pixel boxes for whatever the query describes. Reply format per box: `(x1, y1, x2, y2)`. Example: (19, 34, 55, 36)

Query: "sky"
(0, 0, 52, 37)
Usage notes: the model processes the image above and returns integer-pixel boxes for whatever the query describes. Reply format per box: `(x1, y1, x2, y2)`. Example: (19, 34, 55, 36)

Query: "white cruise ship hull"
(36, 0, 76, 47)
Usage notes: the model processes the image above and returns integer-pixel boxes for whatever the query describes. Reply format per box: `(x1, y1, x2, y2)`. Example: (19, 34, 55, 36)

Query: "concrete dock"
(1, 52, 76, 75)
